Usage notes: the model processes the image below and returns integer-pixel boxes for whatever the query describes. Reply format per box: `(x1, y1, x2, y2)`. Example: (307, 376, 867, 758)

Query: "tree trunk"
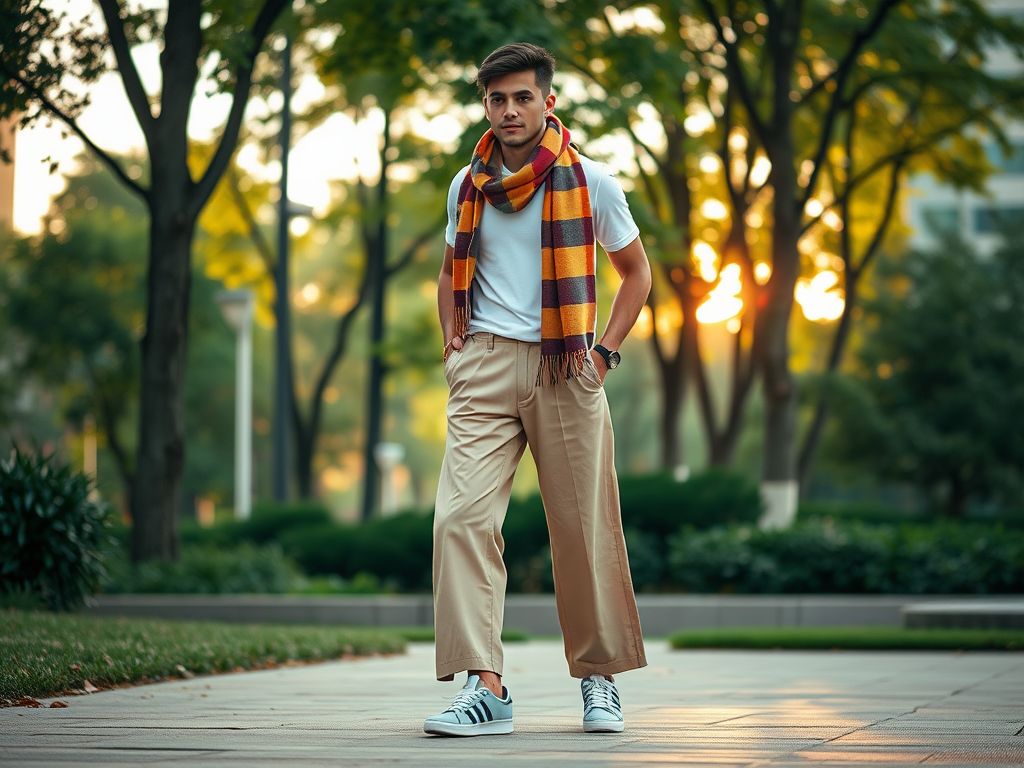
(755, 0, 803, 530)
(130, 203, 195, 563)
(656, 351, 687, 472)
(360, 111, 391, 521)
(798, 277, 858, 490)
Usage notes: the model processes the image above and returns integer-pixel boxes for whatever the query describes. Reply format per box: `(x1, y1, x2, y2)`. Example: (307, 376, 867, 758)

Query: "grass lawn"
(669, 626, 1024, 651)
(1, 609, 406, 704)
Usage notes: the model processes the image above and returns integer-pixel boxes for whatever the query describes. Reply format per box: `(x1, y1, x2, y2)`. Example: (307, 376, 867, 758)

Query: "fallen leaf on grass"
(49, 701, 68, 708)
(83, 680, 99, 693)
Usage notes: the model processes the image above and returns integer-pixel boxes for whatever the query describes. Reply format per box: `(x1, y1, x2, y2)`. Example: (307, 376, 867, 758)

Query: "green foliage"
(831, 233, 1024, 515)
(669, 627, 1024, 651)
(0, 610, 406, 702)
(0, 447, 110, 611)
(798, 501, 932, 525)
(667, 521, 1024, 594)
(180, 501, 333, 548)
(279, 511, 434, 591)
(102, 543, 302, 595)
(619, 470, 763, 538)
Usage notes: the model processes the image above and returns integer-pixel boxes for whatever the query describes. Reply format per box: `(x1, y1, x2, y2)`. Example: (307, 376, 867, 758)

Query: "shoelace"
(446, 686, 489, 713)
(583, 675, 620, 716)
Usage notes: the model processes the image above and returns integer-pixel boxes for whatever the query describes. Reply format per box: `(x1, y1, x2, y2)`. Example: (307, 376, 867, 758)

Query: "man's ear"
(544, 92, 556, 115)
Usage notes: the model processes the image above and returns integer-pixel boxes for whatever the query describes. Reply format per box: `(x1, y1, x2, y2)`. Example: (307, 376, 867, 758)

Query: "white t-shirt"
(444, 155, 640, 343)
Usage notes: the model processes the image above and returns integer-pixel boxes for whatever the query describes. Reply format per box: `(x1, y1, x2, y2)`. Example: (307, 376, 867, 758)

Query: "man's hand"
(590, 349, 607, 383)
(445, 335, 465, 360)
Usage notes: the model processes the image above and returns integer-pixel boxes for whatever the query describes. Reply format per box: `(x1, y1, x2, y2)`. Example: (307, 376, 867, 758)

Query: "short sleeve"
(587, 161, 640, 253)
(444, 167, 470, 247)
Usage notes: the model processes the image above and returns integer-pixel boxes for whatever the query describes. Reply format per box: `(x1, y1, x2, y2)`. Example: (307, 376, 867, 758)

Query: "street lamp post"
(217, 289, 254, 521)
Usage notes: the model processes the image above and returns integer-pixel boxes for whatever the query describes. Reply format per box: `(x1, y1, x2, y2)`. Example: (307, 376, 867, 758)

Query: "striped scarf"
(452, 116, 596, 385)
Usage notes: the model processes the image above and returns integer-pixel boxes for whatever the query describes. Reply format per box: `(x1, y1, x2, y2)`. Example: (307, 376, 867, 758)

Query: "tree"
(1, 0, 289, 561)
(3, 155, 147, 503)
(3, 153, 241, 516)
(550, 0, 1024, 525)
(833, 230, 1024, 516)
(308, 0, 546, 517)
(795, 2, 1024, 489)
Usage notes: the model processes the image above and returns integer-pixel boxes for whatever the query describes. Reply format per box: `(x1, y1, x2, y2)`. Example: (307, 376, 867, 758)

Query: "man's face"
(483, 70, 556, 153)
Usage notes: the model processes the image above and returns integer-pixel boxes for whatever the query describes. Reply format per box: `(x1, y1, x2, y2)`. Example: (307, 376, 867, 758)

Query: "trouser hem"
(568, 654, 648, 680)
(436, 655, 503, 682)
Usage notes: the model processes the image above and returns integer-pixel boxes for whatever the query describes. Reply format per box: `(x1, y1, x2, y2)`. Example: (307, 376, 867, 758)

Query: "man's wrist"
(593, 344, 621, 370)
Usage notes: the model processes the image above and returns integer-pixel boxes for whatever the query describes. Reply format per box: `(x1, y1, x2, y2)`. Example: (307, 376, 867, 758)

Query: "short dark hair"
(476, 43, 556, 96)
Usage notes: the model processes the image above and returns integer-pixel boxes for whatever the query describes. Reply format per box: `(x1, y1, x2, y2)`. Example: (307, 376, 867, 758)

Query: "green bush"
(0, 447, 110, 610)
(668, 521, 1024, 594)
(102, 542, 302, 594)
(798, 501, 932, 525)
(280, 511, 434, 591)
(179, 501, 332, 548)
(619, 470, 763, 538)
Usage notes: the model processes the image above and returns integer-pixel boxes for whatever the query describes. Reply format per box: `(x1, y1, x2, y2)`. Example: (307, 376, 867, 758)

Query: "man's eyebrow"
(488, 89, 535, 98)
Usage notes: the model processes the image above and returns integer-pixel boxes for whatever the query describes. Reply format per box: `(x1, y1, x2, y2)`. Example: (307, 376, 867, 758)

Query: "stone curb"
(85, 594, 1024, 635)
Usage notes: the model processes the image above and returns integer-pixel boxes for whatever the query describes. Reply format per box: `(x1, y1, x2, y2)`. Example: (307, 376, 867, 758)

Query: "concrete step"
(902, 600, 1024, 630)
(84, 594, 1018, 635)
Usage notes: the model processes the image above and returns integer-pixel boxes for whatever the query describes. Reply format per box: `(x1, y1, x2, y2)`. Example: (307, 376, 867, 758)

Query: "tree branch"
(802, 0, 904, 204)
(191, 0, 289, 214)
(802, 0, 905, 102)
(697, 0, 769, 145)
(0, 62, 148, 200)
(95, 0, 156, 145)
(226, 165, 276, 273)
(384, 222, 442, 279)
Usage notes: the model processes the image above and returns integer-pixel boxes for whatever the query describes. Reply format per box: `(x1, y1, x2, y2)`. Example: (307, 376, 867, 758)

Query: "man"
(425, 42, 651, 737)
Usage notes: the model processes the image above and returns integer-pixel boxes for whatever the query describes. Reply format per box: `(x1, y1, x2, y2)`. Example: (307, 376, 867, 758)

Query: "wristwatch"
(593, 344, 621, 370)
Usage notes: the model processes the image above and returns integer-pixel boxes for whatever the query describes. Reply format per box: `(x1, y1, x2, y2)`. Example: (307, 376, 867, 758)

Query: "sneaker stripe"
(465, 707, 478, 724)
(479, 701, 493, 722)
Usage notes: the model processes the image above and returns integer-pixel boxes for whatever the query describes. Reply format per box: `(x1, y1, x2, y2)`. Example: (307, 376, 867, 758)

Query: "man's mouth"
(502, 124, 523, 130)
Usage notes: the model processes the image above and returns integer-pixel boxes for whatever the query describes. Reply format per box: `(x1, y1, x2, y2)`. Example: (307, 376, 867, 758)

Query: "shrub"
(619, 469, 762, 538)
(280, 511, 434, 591)
(798, 501, 931, 526)
(668, 521, 1024, 594)
(102, 542, 302, 594)
(624, 528, 665, 592)
(0, 447, 110, 611)
(180, 501, 332, 548)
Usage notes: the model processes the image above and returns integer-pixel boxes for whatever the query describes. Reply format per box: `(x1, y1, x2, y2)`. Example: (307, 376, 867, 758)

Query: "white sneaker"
(581, 674, 624, 733)
(423, 674, 514, 736)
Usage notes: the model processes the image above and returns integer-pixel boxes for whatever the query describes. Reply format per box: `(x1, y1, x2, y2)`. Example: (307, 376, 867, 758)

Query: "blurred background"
(1, 0, 1023, 598)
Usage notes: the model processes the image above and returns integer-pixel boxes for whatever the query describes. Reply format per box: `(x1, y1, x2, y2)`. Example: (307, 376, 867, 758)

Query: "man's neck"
(497, 140, 541, 174)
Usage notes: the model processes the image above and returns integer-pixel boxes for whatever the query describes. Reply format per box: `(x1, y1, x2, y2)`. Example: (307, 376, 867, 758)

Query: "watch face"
(607, 351, 621, 369)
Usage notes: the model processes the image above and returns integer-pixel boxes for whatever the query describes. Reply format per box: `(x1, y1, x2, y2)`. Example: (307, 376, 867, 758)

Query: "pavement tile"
(2, 641, 1023, 767)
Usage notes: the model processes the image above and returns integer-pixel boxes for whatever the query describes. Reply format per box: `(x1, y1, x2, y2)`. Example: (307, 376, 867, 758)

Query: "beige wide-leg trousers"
(433, 332, 646, 681)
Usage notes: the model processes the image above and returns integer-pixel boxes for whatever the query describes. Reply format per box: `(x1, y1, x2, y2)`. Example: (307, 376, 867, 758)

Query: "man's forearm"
(599, 244, 652, 351)
(437, 270, 456, 344)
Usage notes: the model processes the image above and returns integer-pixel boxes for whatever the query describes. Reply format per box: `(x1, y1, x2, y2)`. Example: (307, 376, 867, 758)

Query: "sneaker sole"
(583, 720, 624, 733)
(423, 719, 514, 737)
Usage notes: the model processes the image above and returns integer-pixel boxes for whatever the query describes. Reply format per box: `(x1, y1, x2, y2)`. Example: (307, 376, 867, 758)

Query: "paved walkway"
(3, 641, 1023, 767)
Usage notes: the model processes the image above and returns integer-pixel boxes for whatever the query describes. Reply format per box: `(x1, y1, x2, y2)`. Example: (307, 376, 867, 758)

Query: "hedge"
(667, 521, 1024, 594)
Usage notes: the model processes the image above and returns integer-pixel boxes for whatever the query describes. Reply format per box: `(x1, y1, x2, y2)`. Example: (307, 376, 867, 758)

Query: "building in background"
(905, 1, 1024, 255)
